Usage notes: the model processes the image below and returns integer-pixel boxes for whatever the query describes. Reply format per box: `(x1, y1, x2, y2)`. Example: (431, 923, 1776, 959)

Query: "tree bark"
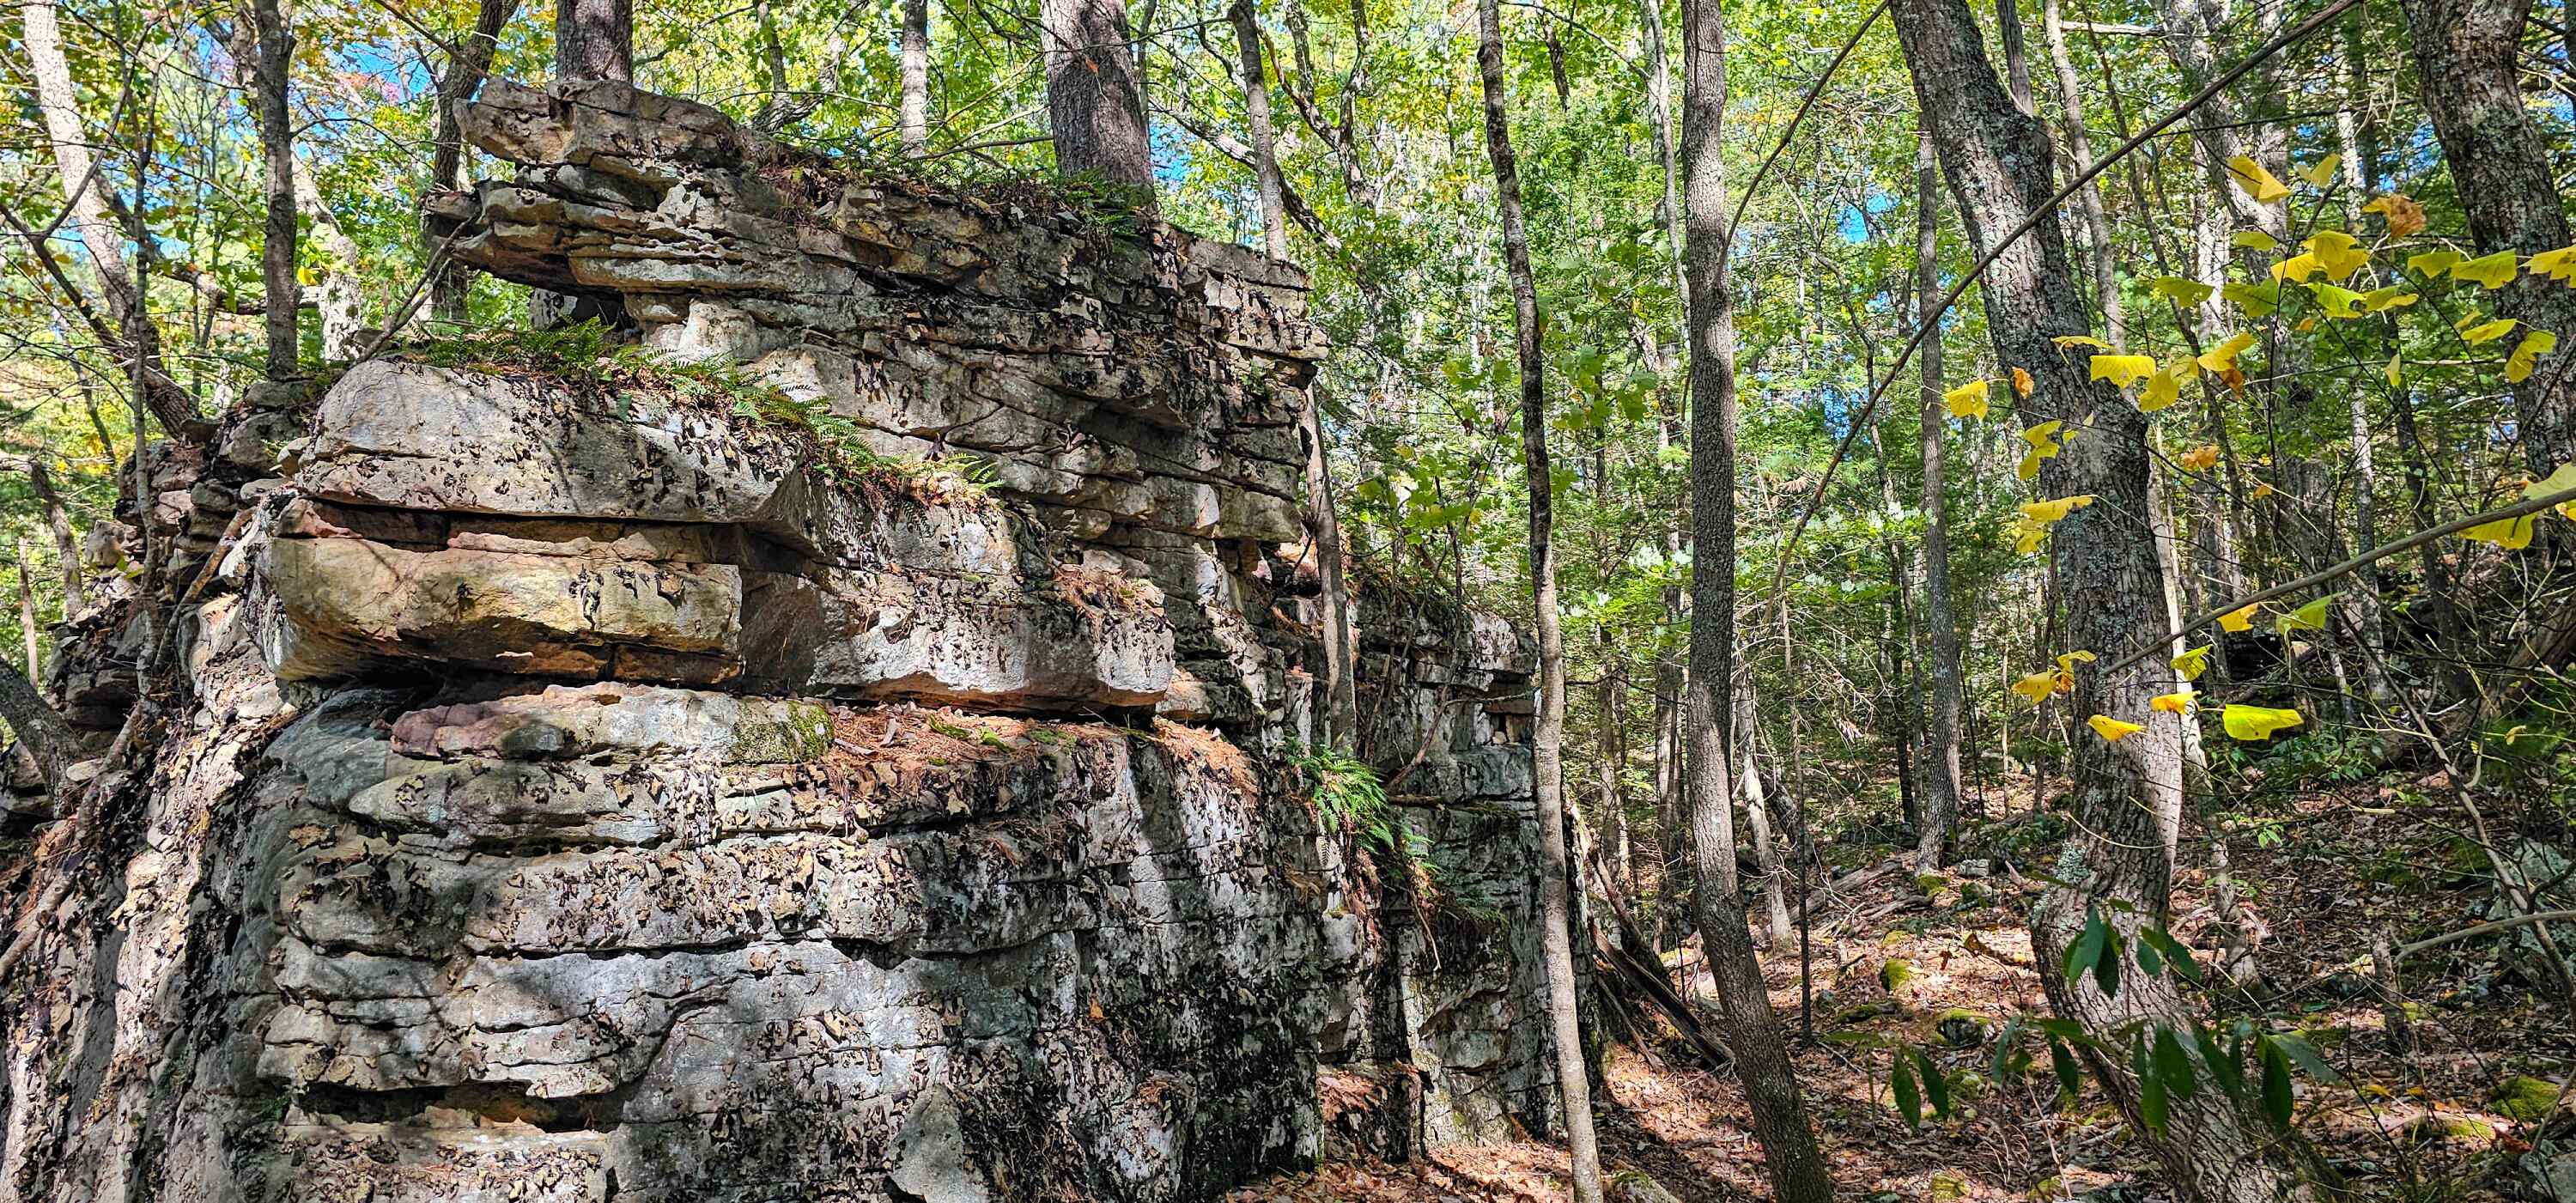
(1043, 0, 1157, 199)
(1638, 0, 1690, 320)
(2403, 0, 2576, 474)
(246, 0, 299, 380)
(1680, 0, 1833, 1200)
(428, 0, 520, 325)
(1913, 127, 1962, 871)
(1893, 1, 2326, 1200)
(1301, 392, 1358, 750)
(556, 0, 634, 82)
(1228, 0, 1290, 258)
(0, 457, 86, 617)
(902, 0, 932, 158)
(13, 541, 39, 684)
(2038, 0, 2121, 348)
(1473, 2, 1601, 1194)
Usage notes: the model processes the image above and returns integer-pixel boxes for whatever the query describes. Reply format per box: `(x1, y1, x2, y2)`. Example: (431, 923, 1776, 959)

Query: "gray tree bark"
(1228, 0, 1289, 258)
(1893, 0, 2327, 1199)
(556, 0, 633, 82)
(1043, 0, 1157, 199)
(1473, 1, 1600, 1195)
(246, 0, 299, 379)
(1679, 0, 1833, 1200)
(902, 0, 931, 158)
(1912, 128, 1962, 870)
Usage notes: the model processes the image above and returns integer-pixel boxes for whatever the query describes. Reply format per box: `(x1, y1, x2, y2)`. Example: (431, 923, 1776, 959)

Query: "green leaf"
(2148, 276, 2215, 306)
(2269, 1032, 2345, 1085)
(2141, 927, 2202, 985)
(2093, 926, 2124, 998)
(2232, 230, 2281, 252)
(1894, 1057, 1924, 1127)
(2274, 593, 2337, 635)
(1990, 1017, 2024, 1083)
(2068, 908, 2107, 987)
(2153, 1024, 2199, 1102)
(2223, 280, 2281, 318)
(2259, 1039, 2295, 1127)
(2050, 1037, 2082, 1106)
(2136, 930, 2164, 978)
(2140, 1052, 2171, 1134)
(2191, 1020, 2244, 1099)
(1915, 1045, 1953, 1118)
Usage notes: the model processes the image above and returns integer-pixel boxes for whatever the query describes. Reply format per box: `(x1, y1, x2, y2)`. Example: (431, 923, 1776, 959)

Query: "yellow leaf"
(2089, 354, 2158, 387)
(2224, 281, 2281, 318)
(2508, 330, 2558, 383)
(2528, 462, 2576, 519)
(2462, 316, 2519, 345)
(2150, 690, 2199, 714)
(2227, 156, 2293, 204)
(295, 264, 320, 288)
(2170, 644, 2214, 681)
(2180, 445, 2221, 471)
(2020, 495, 2099, 523)
(1944, 379, 1991, 418)
(2232, 229, 2281, 252)
(2252, 481, 2276, 498)
(2010, 515, 2050, 554)
(2221, 704, 2304, 741)
(2012, 367, 2034, 398)
(2530, 244, 2576, 283)
(2304, 229, 2370, 279)
(2362, 194, 2427, 236)
(2016, 451, 2044, 481)
(2217, 603, 2262, 632)
(2360, 288, 2419, 313)
(2454, 251, 2520, 289)
(2463, 512, 2538, 550)
(2274, 594, 2336, 635)
(2408, 248, 2464, 276)
(2148, 276, 2215, 306)
(2141, 368, 2181, 411)
(2301, 155, 2342, 187)
(2088, 715, 2147, 742)
(2272, 252, 2323, 283)
(2021, 420, 2064, 453)
(2196, 331, 2257, 374)
(2011, 671, 2061, 706)
(2057, 650, 2097, 670)
(2054, 335, 2111, 349)
(2385, 351, 2403, 386)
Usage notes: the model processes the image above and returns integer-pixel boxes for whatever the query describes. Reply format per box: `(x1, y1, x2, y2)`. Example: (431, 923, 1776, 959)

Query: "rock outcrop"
(0, 80, 1583, 1203)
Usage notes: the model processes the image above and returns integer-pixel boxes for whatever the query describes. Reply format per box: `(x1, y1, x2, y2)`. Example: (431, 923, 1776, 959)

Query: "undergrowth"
(388, 320, 997, 501)
(1285, 739, 1504, 927)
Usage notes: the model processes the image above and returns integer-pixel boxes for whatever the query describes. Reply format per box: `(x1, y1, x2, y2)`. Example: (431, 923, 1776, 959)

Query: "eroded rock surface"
(0, 79, 1581, 1203)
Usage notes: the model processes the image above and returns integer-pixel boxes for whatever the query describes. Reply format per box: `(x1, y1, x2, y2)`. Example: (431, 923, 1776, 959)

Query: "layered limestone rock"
(0, 80, 1583, 1203)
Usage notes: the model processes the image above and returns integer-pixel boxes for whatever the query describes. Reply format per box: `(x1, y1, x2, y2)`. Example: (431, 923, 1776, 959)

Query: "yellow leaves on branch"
(2020, 495, 2097, 523)
(2222, 705, 2304, 741)
(2217, 602, 2262, 632)
(1944, 379, 1991, 419)
(2530, 245, 2576, 283)
(2089, 354, 2158, 388)
(2461, 315, 2518, 345)
(2226, 156, 2293, 204)
(2014, 652, 2094, 705)
(2272, 594, 2335, 635)
(2197, 331, 2257, 374)
(2179, 445, 2221, 471)
(2153, 690, 2199, 714)
(2362, 194, 2426, 236)
(2148, 276, 2214, 306)
(2054, 335, 2111, 350)
(2454, 251, 2520, 289)
(2172, 644, 2214, 681)
(2409, 248, 2464, 277)
(2273, 230, 2370, 284)
(2460, 465, 2576, 549)
(2088, 715, 2146, 742)
(2017, 420, 2064, 481)
(2299, 155, 2342, 187)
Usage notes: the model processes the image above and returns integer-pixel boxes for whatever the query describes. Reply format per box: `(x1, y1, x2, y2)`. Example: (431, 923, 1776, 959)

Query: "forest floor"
(1236, 777, 2576, 1203)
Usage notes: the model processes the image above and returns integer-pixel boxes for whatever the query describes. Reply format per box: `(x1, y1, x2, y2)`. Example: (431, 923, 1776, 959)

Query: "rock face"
(0, 80, 1583, 1203)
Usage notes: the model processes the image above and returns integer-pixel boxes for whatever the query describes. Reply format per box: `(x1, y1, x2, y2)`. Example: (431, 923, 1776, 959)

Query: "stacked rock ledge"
(0, 77, 1587, 1203)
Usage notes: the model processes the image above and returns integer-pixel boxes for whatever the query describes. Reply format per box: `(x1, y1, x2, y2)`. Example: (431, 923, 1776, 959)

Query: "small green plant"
(1287, 739, 1400, 851)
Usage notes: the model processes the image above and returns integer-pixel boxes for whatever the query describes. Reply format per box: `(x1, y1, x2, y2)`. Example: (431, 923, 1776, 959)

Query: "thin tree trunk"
(1913, 127, 1962, 871)
(1893, 0, 2325, 1200)
(1473, 3, 1600, 1192)
(24, 0, 198, 436)
(0, 458, 86, 617)
(13, 541, 38, 684)
(1995, 0, 2033, 114)
(247, 0, 299, 379)
(290, 157, 367, 359)
(1637, 0, 1690, 322)
(1228, 0, 1289, 258)
(1302, 392, 1357, 749)
(2404, 0, 2576, 474)
(1743, 750, 1793, 946)
(1043, 0, 1157, 199)
(2038, 0, 2121, 348)
(428, 0, 520, 325)
(556, 0, 634, 82)
(1680, 0, 1833, 1198)
(902, 0, 932, 157)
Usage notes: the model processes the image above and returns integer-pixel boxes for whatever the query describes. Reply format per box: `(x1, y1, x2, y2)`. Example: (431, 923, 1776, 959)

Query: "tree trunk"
(1994, 0, 2033, 114)
(1637, 0, 1690, 321)
(1043, 0, 1157, 199)
(14, 539, 39, 684)
(428, 0, 520, 325)
(24, 0, 199, 436)
(1742, 751, 1794, 946)
(2403, 0, 2576, 475)
(1301, 392, 1357, 750)
(2038, 0, 2121, 348)
(556, 0, 634, 82)
(247, 0, 299, 379)
(290, 158, 367, 359)
(1913, 127, 1962, 872)
(1473, 1, 1600, 1192)
(1679, 0, 1833, 1199)
(0, 457, 87, 617)
(1228, 0, 1290, 258)
(902, 0, 931, 158)
(1892, 0, 2324, 1200)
